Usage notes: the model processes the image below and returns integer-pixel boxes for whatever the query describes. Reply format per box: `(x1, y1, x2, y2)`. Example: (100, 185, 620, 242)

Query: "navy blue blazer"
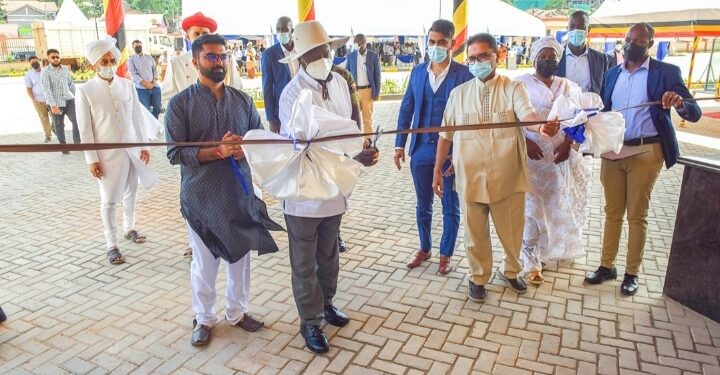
(395, 61, 474, 155)
(347, 49, 381, 99)
(602, 58, 701, 168)
(557, 46, 608, 95)
(261, 43, 292, 123)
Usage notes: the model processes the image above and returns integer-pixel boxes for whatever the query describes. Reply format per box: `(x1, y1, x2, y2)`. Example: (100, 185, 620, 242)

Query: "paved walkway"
(1, 101, 720, 375)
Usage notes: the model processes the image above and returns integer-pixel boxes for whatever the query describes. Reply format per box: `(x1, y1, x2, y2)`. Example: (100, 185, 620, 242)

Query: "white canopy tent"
(181, 0, 545, 37)
(54, 0, 89, 24)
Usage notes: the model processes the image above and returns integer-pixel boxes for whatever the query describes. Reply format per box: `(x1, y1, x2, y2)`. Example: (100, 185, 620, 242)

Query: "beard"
(50, 61, 61, 67)
(200, 66, 226, 83)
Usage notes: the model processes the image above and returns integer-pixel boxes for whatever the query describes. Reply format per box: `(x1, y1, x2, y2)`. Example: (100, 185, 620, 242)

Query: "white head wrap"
(530, 36, 563, 62)
(85, 36, 121, 65)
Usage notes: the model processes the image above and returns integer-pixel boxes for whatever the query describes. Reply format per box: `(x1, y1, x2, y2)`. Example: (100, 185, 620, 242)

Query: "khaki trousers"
(600, 143, 664, 275)
(33, 100, 52, 138)
(463, 192, 525, 285)
(359, 88, 374, 136)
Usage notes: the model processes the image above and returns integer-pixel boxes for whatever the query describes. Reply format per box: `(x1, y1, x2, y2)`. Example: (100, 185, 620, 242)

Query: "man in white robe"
(161, 12, 243, 101)
(76, 37, 159, 265)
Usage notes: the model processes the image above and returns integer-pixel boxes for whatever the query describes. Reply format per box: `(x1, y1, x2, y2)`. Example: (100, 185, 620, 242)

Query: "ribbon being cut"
(550, 92, 626, 156)
(241, 89, 365, 201)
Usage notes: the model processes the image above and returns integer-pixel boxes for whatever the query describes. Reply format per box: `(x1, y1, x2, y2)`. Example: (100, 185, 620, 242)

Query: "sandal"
(107, 248, 125, 265)
(124, 230, 146, 244)
(527, 270, 544, 285)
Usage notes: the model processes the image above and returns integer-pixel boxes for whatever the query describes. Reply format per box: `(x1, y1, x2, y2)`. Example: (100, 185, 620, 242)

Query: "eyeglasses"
(467, 52, 494, 64)
(202, 53, 229, 64)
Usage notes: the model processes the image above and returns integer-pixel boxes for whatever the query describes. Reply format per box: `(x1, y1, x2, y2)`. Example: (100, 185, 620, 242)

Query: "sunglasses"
(202, 53, 229, 64)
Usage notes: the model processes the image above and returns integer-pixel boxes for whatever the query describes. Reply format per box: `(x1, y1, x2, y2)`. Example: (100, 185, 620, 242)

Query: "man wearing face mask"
(24, 56, 53, 143)
(165, 34, 283, 346)
(516, 36, 588, 285)
(75, 37, 158, 266)
(128, 40, 161, 118)
(394, 19, 474, 275)
(433, 33, 560, 302)
(278, 20, 379, 354)
(585, 23, 701, 296)
(261, 16, 297, 134)
(556, 10, 608, 95)
(607, 40, 624, 67)
(161, 12, 243, 101)
(347, 33, 382, 142)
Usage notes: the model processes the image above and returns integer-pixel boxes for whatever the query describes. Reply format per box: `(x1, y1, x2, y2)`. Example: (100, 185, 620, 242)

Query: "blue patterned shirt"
(40, 64, 75, 107)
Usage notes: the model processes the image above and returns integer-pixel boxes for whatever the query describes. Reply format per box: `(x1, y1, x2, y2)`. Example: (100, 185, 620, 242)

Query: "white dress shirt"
(281, 43, 300, 78)
(278, 68, 353, 218)
(564, 46, 592, 93)
(427, 61, 451, 93)
(356, 51, 369, 87)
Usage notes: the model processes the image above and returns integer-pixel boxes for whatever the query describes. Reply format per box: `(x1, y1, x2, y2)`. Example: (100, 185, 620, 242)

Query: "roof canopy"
(589, 0, 720, 38)
(54, 0, 88, 24)
(181, 0, 545, 37)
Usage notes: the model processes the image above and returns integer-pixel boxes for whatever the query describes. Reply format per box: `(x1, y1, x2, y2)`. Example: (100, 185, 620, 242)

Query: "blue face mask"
(567, 29, 587, 47)
(277, 33, 291, 44)
(427, 46, 448, 63)
(469, 61, 494, 80)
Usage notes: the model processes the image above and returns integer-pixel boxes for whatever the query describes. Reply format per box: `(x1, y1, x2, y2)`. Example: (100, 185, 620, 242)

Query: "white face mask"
(305, 57, 333, 80)
(98, 65, 116, 80)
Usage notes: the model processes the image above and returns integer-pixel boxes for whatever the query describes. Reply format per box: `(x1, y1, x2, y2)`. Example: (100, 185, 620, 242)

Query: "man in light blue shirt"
(24, 56, 53, 142)
(128, 40, 161, 118)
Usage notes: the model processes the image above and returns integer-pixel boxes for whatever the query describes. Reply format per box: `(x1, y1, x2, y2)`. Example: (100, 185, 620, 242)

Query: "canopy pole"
(682, 36, 701, 128)
(452, 0, 467, 62)
(298, 0, 315, 22)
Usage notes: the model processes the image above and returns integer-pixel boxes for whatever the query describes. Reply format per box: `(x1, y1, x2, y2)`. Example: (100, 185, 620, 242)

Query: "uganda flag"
(103, 0, 128, 77)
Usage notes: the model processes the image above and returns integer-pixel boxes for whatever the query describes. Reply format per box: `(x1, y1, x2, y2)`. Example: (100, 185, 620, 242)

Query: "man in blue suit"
(556, 10, 607, 95)
(394, 19, 474, 274)
(347, 34, 381, 141)
(262, 16, 297, 133)
(584, 23, 701, 295)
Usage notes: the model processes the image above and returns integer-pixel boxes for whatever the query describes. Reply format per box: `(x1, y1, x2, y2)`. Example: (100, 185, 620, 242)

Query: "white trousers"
(100, 168, 138, 250)
(187, 222, 250, 327)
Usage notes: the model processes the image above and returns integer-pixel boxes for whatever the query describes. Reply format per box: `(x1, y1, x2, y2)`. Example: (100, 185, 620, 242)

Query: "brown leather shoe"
(407, 250, 431, 269)
(438, 255, 453, 275)
(233, 313, 264, 332)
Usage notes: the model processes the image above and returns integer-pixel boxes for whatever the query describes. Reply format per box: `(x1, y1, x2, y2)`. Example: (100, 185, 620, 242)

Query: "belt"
(623, 136, 661, 146)
(357, 85, 371, 89)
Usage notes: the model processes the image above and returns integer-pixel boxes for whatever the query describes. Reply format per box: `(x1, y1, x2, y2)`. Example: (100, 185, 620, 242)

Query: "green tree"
(1, 0, 7, 24)
(545, 0, 568, 9)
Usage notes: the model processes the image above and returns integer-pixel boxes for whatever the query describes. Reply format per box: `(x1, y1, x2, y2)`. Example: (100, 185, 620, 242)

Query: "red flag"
(104, 0, 128, 77)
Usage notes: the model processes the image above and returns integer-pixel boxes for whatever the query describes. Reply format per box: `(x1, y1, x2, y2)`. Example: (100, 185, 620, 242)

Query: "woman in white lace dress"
(516, 37, 589, 284)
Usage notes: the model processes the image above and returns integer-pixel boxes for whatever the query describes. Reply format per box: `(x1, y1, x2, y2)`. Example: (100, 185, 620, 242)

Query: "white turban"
(85, 36, 121, 65)
(530, 36, 563, 62)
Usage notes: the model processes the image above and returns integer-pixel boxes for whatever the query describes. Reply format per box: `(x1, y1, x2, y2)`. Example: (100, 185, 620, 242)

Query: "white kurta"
(160, 52, 244, 100)
(515, 74, 589, 272)
(76, 76, 159, 203)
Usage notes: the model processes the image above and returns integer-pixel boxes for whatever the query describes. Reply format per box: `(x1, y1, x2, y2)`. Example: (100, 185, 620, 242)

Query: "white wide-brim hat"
(279, 20, 350, 63)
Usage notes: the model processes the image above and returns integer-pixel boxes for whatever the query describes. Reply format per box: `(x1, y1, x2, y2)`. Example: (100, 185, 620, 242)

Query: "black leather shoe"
(324, 305, 349, 327)
(584, 266, 618, 285)
(468, 281, 487, 302)
(191, 319, 211, 346)
(338, 234, 347, 253)
(301, 323, 329, 354)
(620, 273, 639, 296)
(0, 306, 6, 323)
(496, 272, 527, 294)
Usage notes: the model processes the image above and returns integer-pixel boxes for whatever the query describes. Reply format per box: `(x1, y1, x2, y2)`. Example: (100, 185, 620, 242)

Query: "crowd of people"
(11, 9, 702, 359)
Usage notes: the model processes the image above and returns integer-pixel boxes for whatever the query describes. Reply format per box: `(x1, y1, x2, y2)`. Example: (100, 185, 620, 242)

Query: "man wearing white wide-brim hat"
(76, 36, 159, 266)
(278, 20, 379, 354)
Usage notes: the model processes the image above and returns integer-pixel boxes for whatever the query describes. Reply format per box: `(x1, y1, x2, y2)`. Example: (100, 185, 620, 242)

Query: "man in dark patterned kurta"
(165, 34, 283, 347)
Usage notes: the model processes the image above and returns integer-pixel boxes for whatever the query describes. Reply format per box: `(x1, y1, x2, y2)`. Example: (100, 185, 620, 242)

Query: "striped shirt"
(127, 54, 157, 89)
(40, 65, 75, 107)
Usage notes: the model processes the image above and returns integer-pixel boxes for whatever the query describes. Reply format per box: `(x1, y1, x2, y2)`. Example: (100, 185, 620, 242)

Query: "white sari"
(516, 74, 589, 273)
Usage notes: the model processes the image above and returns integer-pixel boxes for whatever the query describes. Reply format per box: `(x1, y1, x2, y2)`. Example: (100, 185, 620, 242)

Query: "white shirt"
(565, 46, 592, 93)
(356, 50, 369, 86)
(427, 61, 451, 93)
(24, 68, 45, 101)
(281, 43, 300, 78)
(279, 68, 353, 218)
